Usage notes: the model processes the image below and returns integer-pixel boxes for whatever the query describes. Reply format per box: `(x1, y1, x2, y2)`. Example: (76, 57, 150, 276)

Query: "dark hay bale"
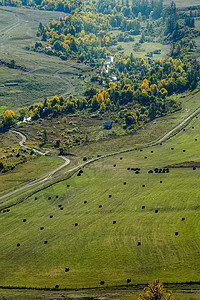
(193, 167, 196, 170)
(44, 241, 48, 244)
(35, 197, 37, 200)
(140, 149, 143, 152)
(159, 169, 162, 173)
(56, 195, 58, 199)
(113, 164, 116, 167)
(79, 170, 83, 174)
(127, 167, 130, 170)
(195, 139, 197, 141)
(142, 206, 145, 209)
(183, 150, 186, 152)
(109, 195, 112, 198)
(75, 223, 78, 227)
(58, 205, 62, 207)
(171, 148, 174, 150)
(162, 169, 165, 173)
(151, 151, 154, 153)
(40, 227, 44, 230)
(65, 268, 69, 272)
(55, 285, 59, 289)
(50, 215, 53, 218)
(175, 232, 178, 236)
(48, 197, 51, 200)
(154, 168, 158, 172)
(155, 210, 158, 213)
(100, 281, 104, 285)
(144, 156, 147, 159)
(23, 219, 26, 222)
(196, 116, 198, 118)
(137, 242, 141, 246)
(84, 200, 87, 204)
(182, 217, 185, 221)
(127, 279, 131, 284)
(160, 181, 162, 183)
(160, 143, 162, 145)
(7, 209, 10, 212)
(113, 220, 116, 224)
(67, 185, 70, 187)
(183, 129, 186, 131)
(124, 182, 127, 185)
(148, 170, 153, 173)
(120, 157, 123, 160)
(142, 184, 145, 187)
(131, 168, 134, 171)
(17, 243, 20, 247)
(135, 171, 140, 174)
(60, 207, 64, 210)
(192, 126, 194, 129)
(77, 172, 81, 176)
(3, 210, 6, 213)
(166, 168, 169, 173)
(99, 205, 102, 208)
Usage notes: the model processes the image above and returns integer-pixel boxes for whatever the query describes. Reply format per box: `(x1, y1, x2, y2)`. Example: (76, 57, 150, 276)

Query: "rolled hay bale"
(17, 243, 20, 247)
(48, 197, 51, 200)
(99, 205, 102, 208)
(50, 215, 53, 218)
(183, 129, 186, 131)
(193, 167, 196, 170)
(142, 185, 145, 187)
(142, 206, 145, 209)
(131, 168, 134, 171)
(60, 207, 64, 210)
(75, 223, 78, 227)
(77, 172, 81, 176)
(154, 168, 158, 172)
(113, 164, 116, 167)
(40, 227, 44, 230)
(160, 143, 162, 145)
(127, 167, 130, 170)
(55, 285, 59, 289)
(155, 209, 158, 213)
(113, 220, 116, 224)
(160, 181, 163, 183)
(56, 195, 58, 199)
(171, 148, 174, 150)
(23, 219, 27, 222)
(151, 151, 154, 153)
(44, 241, 48, 244)
(58, 205, 62, 208)
(7, 209, 10, 212)
(148, 170, 153, 173)
(65, 268, 69, 272)
(195, 139, 197, 141)
(192, 126, 194, 129)
(67, 185, 70, 187)
(182, 217, 185, 221)
(196, 116, 198, 118)
(123, 182, 127, 185)
(79, 170, 83, 174)
(140, 149, 143, 152)
(127, 279, 131, 284)
(175, 232, 178, 236)
(144, 156, 147, 159)
(35, 197, 37, 200)
(166, 168, 169, 173)
(100, 281, 105, 285)
(135, 171, 140, 174)
(183, 150, 186, 152)
(120, 157, 123, 160)
(84, 200, 87, 204)
(109, 195, 112, 198)
(137, 242, 141, 246)
(159, 169, 162, 173)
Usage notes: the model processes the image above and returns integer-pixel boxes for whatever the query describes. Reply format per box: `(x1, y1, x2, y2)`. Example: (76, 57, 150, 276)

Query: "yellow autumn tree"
(3, 110, 16, 128)
(141, 79, 149, 91)
(137, 279, 172, 300)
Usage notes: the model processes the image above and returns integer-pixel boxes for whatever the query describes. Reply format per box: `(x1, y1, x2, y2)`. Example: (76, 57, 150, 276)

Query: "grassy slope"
(0, 110, 199, 289)
(0, 7, 94, 113)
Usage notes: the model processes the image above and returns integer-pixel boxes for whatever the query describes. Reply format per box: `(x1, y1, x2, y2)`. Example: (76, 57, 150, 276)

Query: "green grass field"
(0, 7, 95, 114)
(0, 108, 199, 291)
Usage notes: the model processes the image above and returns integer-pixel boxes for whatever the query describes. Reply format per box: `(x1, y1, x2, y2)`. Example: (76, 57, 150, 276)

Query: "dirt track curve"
(0, 103, 200, 206)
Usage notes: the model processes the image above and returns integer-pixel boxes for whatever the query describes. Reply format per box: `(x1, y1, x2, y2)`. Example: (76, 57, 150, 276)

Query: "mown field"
(0, 7, 95, 113)
(0, 107, 199, 292)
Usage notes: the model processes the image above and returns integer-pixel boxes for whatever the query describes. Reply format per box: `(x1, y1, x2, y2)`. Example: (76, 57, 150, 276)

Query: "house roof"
(104, 122, 112, 126)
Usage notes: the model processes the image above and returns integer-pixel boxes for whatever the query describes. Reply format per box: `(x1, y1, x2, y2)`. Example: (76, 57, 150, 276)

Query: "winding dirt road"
(0, 102, 200, 206)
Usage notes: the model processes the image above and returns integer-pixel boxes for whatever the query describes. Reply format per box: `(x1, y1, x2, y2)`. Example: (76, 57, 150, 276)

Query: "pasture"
(0, 7, 94, 114)
(0, 109, 199, 291)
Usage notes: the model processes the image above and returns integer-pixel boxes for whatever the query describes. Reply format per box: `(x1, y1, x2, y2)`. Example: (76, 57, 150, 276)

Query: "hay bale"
(183, 150, 186, 152)
(183, 129, 186, 131)
(151, 151, 154, 153)
(193, 167, 196, 170)
(99, 205, 102, 208)
(79, 170, 83, 174)
(109, 195, 112, 198)
(160, 143, 162, 145)
(131, 168, 134, 171)
(113, 164, 116, 167)
(142, 184, 145, 187)
(171, 148, 174, 150)
(17, 243, 20, 247)
(100, 281, 105, 285)
(160, 181, 162, 183)
(142, 206, 145, 209)
(44, 241, 48, 244)
(48, 197, 51, 200)
(175, 232, 178, 236)
(40, 227, 44, 230)
(35, 197, 37, 200)
(77, 172, 81, 176)
(154, 168, 158, 172)
(7, 209, 10, 212)
(182, 217, 185, 221)
(148, 170, 153, 173)
(60, 207, 64, 210)
(120, 157, 123, 160)
(127, 279, 131, 284)
(135, 171, 140, 174)
(113, 220, 116, 224)
(155, 210, 158, 213)
(50, 215, 53, 218)
(56, 195, 58, 199)
(67, 185, 70, 187)
(166, 168, 169, 173)
(75, 223, 78, 227)
(192, 126, 194, 129)
(55, 285, 59, 289)
(144, 156, 147, 159)
(196, 116, 198, 118)
(195, 139, 197, 141)
(23, 219, 26, 222)
(140, 149, 143, 152)
(124, 182, 127, 185)
(65, 268, 69, 272)
(58, 205, 62, 207)
(127, 167, 130, 170)
(84, 200, 87, 204)
(137, 242, 141, 246)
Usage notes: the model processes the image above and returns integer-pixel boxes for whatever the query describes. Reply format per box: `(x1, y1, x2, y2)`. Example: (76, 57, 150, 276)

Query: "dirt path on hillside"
(0, 99, 200, 206)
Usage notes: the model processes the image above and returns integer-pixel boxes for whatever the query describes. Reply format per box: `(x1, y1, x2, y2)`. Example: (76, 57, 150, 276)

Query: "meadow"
(0, 106, 199, 292)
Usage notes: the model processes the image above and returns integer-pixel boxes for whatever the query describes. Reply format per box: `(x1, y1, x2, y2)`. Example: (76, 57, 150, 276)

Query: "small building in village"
(104, 122, 112, 129)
